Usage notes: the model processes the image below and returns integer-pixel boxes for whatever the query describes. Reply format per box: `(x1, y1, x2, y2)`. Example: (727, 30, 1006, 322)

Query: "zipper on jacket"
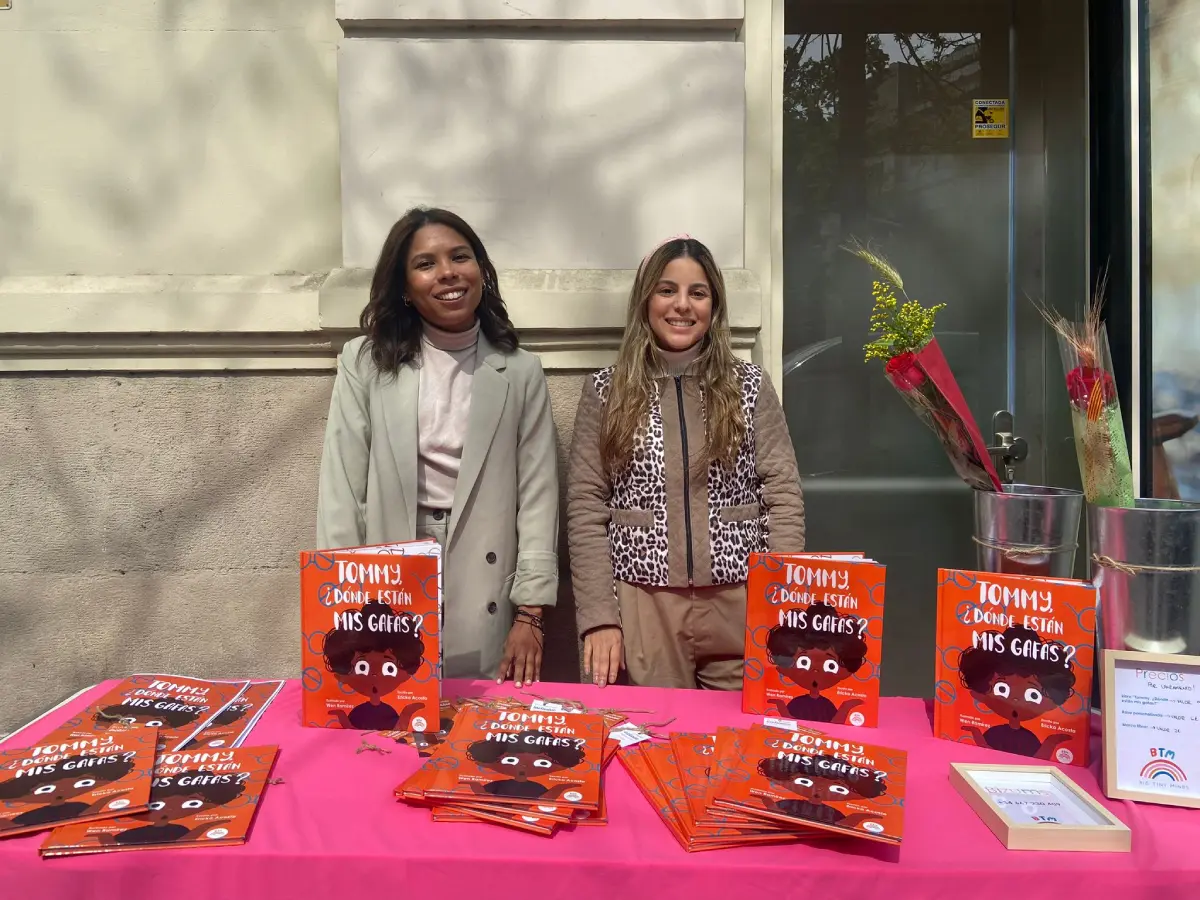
(675, 376, 695, 586)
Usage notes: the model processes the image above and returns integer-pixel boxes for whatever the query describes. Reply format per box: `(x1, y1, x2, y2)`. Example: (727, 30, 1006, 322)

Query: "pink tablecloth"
(2, 679, 1197, 900)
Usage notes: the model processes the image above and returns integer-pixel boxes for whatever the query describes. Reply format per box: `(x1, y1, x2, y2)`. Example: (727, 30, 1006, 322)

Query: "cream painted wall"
(0, 0, 343, 276)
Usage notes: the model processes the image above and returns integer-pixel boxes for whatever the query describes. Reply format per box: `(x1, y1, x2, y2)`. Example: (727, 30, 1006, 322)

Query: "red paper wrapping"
(884, 339, 1003, 492)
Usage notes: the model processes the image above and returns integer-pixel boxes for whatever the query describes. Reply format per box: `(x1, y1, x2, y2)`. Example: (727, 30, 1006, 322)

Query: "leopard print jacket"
(592, 361, 766, 586)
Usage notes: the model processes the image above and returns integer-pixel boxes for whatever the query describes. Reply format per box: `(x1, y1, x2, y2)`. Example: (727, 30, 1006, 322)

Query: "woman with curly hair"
(317, 208, 559, 687)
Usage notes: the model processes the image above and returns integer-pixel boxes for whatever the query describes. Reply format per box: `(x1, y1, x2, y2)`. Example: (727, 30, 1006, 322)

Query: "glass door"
(781, 0, 1087, 697)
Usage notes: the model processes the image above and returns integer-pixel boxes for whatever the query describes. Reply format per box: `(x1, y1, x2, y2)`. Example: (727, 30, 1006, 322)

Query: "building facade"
(1, 0, 1179, 734)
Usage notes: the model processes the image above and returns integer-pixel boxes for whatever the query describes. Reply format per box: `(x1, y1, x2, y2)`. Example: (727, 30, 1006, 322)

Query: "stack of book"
(620, 721, 907, 852)
(0, 673, 282, 857)
(395, 698, 626, 836)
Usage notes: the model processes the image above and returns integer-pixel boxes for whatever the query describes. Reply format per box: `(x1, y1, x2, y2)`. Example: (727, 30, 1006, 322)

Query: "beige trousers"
(616, 582, 746, 691)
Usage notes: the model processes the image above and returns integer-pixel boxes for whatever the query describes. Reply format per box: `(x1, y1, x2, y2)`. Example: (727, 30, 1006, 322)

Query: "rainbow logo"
(1139, 758, 1188, 783)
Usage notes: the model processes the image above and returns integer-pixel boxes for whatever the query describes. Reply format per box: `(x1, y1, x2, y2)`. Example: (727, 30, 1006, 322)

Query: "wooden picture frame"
(949, 763, 1130, 852)
(1100, 649, 1200, 809)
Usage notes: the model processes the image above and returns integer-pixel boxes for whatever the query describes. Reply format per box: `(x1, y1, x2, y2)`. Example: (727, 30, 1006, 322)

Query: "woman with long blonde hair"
(567, 236, 805, 689)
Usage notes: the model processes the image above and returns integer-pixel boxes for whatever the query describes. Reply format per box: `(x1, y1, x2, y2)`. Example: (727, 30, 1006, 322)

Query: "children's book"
(933, 568, 1097, 767)
(39, 745, 279, 856)
(183, 680, 285, 750)
(743, 553, 886, 727)
(712, 724, 907, 845)
(300, 540, 442, 732)
(55, 675, 250, 752)
(0, 729, 158, 839)
(412, 705, 606, 812)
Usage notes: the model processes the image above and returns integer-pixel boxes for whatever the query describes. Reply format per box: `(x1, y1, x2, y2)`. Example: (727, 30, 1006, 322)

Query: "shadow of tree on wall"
(1, 0, 341, 282)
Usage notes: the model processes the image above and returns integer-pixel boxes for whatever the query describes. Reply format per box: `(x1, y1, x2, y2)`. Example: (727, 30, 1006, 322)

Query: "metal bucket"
(973, 484, 1084, 578)
(1088, 499, 1200, 656)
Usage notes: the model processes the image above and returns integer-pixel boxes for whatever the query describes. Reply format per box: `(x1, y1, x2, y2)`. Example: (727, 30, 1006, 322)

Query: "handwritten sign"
(1102, 650, 1200, 808)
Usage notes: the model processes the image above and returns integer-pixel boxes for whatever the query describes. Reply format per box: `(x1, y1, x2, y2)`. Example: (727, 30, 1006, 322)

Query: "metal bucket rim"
(998, 483, 1084, 498)
(1087, 498, 1200, 518)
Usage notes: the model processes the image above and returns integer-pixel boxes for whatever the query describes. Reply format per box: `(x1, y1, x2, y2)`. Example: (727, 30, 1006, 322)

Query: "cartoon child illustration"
(322, 600, 426, 731)
(91, 702, 203, 733)
(0, 754, 136, 833)
(957, 624, 1076, 759)
(766, 602, 868, 724)
(96, 772, 245, 847)
(756, 755, 887, 830)
(463, 730, 586, 800)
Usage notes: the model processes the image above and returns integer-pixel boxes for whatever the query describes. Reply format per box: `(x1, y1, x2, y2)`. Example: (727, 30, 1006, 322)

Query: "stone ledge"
(336, 0, 744, 26)
(0, 269, 761, 372)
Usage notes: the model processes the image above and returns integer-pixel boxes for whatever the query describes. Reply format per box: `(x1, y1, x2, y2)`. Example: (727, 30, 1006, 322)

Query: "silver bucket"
(973, 484, 1084, 578)
(1088, 499, 1200, 656)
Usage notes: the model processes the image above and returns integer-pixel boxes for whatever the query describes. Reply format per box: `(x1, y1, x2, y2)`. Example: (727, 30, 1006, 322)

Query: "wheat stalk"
(842, 239, 905, 293)
(1027, 263, 1109, 366)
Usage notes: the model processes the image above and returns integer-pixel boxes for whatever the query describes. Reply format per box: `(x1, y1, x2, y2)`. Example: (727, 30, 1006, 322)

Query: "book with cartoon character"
(934, 568, 1097, 768)
(39, 745, 278, 856)
(711, 724, 907, 845)
(55, 675, 251, 753)
(300, 540, 442, 733)
(0, 729, 158, 839)
(413, 705, 606, 812)
(743, 553, 886, 728)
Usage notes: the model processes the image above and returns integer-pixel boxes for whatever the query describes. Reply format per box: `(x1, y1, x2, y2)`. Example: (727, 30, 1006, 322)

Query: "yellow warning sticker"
(972, 99, 1009, 139)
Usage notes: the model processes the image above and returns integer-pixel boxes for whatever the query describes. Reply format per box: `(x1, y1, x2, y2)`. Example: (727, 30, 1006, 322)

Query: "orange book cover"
(0, 729, 158, 839)
(933, 568, 1097, 767)
(671, 731, 780, 830)
(183, 680, 285, 751)
(39, 745, 279, 856)
(640, 740, 798, 846)
(617, 743, 691, 850)
(713, 724, 907, 845)
(56, 675, 250, 752)
(419, 706, 606, 811)
(618, 742, 795, 852)
(743, 553, 886, 727)
(300, 541, 442, 732)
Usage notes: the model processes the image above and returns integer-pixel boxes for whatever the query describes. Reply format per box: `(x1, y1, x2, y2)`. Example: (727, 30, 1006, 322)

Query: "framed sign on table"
(1101, 649, 1200, 809)
(949, 763, 1131, 852)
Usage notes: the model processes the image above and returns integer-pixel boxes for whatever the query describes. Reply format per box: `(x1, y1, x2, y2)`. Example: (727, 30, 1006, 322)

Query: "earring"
(402, 295, 411, 306)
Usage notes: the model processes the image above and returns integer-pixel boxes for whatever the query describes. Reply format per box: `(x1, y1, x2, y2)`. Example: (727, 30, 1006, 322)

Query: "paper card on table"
(182, 680, 285, 751)
(0, 729, 158, 840)
(1101, 650, 1200, 809)
(743, 553, 886, 728)
(934, 569, 1097, 768)
(51, 675, 251, 753)
(711, 724, 907, 845)
(408, 706, 606, 811)
(299, 540, 442, 732)
(39, 745, 279, 856)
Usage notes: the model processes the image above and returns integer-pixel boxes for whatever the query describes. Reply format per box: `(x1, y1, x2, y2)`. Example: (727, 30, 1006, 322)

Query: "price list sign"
(1102, 650, 1200, 808)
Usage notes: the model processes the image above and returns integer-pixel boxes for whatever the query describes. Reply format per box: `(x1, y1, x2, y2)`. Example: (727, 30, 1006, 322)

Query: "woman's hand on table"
(497, 606, 545, 688)
(582, 627, 623, 688)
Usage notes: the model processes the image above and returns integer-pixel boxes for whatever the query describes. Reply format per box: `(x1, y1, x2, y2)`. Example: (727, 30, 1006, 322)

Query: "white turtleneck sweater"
(417, 321, 480, 510)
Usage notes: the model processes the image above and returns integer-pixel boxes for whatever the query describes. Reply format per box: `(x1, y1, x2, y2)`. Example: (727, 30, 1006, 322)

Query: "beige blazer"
(316, 334, 560, 680)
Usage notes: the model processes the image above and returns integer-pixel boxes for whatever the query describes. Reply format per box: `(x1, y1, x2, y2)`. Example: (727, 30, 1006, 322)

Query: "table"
(3, 678, 1198, 900)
